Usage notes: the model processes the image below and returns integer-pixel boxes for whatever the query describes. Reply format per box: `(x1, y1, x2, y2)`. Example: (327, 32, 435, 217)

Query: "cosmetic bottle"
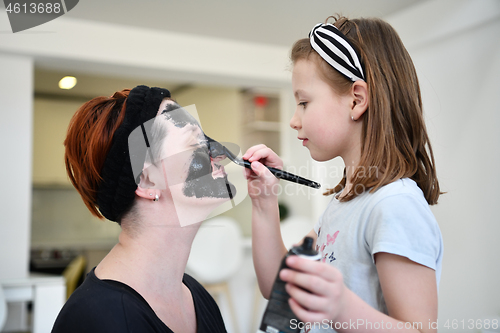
(258, 237, 321, 333)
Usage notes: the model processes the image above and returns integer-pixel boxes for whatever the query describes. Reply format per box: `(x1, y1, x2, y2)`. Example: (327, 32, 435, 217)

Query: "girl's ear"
(351, 81, 369, 120)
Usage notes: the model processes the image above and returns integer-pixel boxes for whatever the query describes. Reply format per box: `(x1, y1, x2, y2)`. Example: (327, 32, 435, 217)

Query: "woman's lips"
(211, 163, 227, 178)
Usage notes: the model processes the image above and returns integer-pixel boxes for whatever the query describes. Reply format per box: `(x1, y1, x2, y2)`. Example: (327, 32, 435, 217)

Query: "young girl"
(245, 16, 443, 332)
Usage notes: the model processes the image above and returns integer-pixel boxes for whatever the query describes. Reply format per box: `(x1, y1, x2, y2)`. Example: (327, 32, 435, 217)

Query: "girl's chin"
(309, 150, 332, 162)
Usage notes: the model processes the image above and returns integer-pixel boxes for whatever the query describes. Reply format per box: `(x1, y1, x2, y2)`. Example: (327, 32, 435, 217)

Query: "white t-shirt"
(306, 178, 443, 332)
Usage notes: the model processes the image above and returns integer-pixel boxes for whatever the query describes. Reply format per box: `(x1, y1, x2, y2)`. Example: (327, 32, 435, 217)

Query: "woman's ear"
(134, 165, 163, 199)
(135, 186, 160, 200)
(351, 80, 369, 120)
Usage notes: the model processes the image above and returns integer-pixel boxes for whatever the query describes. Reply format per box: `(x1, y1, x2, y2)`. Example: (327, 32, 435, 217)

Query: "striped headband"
(309, 23, 365, 82)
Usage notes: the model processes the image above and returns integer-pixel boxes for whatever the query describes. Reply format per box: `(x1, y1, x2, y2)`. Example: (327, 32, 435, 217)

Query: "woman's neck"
(95, 216, 200, 302)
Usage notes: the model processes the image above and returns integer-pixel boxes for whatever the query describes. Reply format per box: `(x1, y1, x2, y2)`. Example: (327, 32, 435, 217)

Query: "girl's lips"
(298, 137, 308, 146)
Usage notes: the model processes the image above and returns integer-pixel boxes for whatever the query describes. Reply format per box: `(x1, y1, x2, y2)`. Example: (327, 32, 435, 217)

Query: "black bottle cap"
(303, 237, 314, 250)
(291, 236, 318, 257)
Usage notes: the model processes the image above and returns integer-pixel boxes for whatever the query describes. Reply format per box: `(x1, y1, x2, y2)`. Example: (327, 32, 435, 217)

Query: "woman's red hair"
(64, 89, 130, 218)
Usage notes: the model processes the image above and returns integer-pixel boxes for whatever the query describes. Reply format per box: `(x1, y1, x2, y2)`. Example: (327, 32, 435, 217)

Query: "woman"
(52, 85, 231, 332)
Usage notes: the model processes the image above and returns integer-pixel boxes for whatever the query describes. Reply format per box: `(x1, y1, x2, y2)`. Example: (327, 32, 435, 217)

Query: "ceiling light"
(59, 76, 77, 90)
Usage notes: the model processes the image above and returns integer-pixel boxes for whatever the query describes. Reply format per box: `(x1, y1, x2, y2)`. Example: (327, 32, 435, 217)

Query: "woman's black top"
(52, 268, 227, 333)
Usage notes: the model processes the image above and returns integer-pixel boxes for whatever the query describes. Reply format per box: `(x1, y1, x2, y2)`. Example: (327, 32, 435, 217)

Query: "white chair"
(186, 216, 243, 333)
(0, 286, 6, 331)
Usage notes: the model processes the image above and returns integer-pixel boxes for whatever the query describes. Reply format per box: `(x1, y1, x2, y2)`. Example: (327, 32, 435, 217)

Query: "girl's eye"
(298, 102, 308, 108)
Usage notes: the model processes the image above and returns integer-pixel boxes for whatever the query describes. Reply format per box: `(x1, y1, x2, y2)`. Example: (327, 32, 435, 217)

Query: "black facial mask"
(159, 104, 236, 199)
(162, 103, 200, 128)
(183, 144, 236, 199)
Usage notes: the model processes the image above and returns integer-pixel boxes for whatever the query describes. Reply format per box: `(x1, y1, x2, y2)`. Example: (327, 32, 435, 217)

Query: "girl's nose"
(290, 111, 301, 130)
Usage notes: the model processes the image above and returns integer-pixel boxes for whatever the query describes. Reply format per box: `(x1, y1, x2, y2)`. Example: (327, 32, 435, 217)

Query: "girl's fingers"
(285, 256, 339, 282)
(288, 297, 327, 324)
(280, 268, 329, 295)
(285, 282, 327, 312)
(243, 145, 283, 169)
(242, 144, 268, 160)
(243, 167, 253, 179)
(248, 147, 282, 168)
(250, 161, 277, 183)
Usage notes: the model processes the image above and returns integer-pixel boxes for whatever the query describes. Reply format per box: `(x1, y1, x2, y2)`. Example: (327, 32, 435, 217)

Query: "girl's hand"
(280, 255, 347, 324)
(242, 144, 283, 201)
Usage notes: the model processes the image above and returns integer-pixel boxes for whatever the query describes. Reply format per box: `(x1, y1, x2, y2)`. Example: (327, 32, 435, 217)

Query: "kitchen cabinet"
(32, 98, 81, 186)
(242, 90, 281, 154)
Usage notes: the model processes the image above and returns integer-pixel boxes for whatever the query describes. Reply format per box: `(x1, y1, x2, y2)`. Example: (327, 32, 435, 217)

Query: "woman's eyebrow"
(179, 124, 204, 142)
(161, 102, 181, 114)
(191, 126, 206, 141)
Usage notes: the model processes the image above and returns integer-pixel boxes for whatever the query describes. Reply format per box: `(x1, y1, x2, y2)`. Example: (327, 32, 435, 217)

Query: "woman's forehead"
(163, 112, 204, 144)
(176, 123, 204, 139)
(160, 100, 201, 128)
(159, 122, 205, 162)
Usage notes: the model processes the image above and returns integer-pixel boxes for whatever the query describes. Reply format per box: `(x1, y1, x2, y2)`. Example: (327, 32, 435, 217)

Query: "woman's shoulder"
(53, 268, 170, 333)
(52, 268, 130, 332)
(183, 273, 218, 305)
(182, 273, 227, 332)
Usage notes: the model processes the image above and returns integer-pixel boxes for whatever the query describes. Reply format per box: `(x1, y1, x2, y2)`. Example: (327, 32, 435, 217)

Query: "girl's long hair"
(291, 15, 441, 205)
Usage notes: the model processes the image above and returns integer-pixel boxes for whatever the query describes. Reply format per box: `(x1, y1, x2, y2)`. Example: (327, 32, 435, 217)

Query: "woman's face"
(155, 100, 236, 212)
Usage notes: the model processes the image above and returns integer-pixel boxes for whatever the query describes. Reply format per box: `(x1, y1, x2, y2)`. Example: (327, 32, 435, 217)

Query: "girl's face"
(290, 59, 357, 162)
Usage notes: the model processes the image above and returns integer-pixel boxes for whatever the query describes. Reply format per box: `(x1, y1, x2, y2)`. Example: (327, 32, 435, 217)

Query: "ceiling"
(34, 67, 190, 101)
(65, 0, 423, 47)
(35, 0, 424, 98)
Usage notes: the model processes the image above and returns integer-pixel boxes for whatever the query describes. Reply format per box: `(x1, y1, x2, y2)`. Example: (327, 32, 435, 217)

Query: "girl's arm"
(243, 145, 288, 298)
(281, 252, 438, 333)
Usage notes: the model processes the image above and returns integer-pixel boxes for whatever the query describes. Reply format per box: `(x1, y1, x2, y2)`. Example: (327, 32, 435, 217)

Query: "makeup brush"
(206, 136, 321, 189)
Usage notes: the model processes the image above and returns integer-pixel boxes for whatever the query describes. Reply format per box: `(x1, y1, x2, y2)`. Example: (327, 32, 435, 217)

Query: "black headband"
(96, 85, 171, 222)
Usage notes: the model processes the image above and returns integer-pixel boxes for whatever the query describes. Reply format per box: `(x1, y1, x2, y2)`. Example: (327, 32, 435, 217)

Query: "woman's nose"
(207, 137, 226, 159)
(210, 155, 226, 163)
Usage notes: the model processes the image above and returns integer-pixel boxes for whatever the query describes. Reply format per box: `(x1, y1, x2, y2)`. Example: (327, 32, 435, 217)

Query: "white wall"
(0, 54, 33, 280)
(386, 0, 500, 328)
(0, 9, 290, 88)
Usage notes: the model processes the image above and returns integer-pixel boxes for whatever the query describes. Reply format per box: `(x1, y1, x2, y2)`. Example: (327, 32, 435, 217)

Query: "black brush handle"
(242, 159, 321, 189)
